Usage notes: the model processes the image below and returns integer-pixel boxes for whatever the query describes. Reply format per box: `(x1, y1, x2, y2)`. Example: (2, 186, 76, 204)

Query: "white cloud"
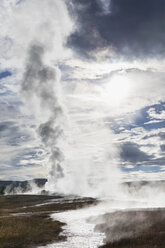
(147, 107, 165, 120)
(144, 119, 164, 125)
(123, 170, 165, 182)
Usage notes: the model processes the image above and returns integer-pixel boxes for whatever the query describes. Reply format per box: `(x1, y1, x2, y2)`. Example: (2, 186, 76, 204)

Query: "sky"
(0, 0, 165, 187)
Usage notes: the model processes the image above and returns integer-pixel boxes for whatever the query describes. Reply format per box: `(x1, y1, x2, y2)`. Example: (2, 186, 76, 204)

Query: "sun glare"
(101, 75, 131, 106)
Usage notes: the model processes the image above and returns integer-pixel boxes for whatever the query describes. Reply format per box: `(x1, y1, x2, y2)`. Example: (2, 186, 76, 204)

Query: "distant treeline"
(0, 179, 47, 195)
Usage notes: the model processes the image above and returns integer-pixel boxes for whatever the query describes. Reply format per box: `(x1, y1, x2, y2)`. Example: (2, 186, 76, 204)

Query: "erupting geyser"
(20, 0, 122, 197)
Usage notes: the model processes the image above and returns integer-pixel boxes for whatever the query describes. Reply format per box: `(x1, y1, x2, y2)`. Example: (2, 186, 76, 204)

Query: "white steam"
(1, 0, 122, 197)
(12, 0, 121, 196)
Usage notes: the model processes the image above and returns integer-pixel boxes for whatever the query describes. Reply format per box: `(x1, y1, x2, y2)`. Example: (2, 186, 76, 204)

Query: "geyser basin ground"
(0, 194, 96, 248)
(1, 194, 165, 248)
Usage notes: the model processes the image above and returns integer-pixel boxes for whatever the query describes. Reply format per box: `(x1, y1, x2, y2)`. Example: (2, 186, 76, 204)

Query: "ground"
(98, 209, 165, 248)
(1, 195, 165, 248)
(0, 194, 96, 248)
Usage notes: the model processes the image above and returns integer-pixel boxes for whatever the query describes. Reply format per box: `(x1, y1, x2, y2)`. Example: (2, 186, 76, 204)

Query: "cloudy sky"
(0, 0, 165, 187)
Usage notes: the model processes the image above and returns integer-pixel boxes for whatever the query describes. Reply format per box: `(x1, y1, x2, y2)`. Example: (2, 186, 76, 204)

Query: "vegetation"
(0, 214, 65, 248)
(0, 194, 96, 248)
(99, 209, 165, 248)
(2, 194, 165, 248)
(0, 179, 47, 195)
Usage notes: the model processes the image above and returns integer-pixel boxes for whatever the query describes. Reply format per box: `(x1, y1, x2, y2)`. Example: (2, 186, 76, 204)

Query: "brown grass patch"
(0, 194, 96, 248)
(99, 209, 165, 248)
(0, 214, 65, 248)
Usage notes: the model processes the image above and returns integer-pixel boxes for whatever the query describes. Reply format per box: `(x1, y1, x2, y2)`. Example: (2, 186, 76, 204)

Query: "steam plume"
(22, 44, 65, 185)
(20, 0, 121, 196)
(18, 0, 73, 192)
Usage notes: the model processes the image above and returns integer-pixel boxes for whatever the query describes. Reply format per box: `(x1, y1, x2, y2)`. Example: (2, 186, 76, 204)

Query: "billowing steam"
(15, 0, 73, 193)
(22, 43, 65, 185)
(17, 0, 121, 196)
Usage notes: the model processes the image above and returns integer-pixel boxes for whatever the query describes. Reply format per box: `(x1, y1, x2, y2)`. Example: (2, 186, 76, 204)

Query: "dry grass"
(0, 195, 96, 215)
(99, 209, 165, 248)
(0, 195, 56, 216)
(0, 194, 96, 248)
(0, 214, 65, 248)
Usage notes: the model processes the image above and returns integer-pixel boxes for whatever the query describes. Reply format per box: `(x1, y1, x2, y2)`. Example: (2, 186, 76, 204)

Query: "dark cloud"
(68, 0, 165, 58)
(0, 121, 30, 147)
(147, 157, 165, 166)
(0, 122, 11, 132)
(120, 141, 165, 167)
(143, 131, 165, 141)
(0, 71, 12, 80)
(159, 132, 165, 140)
(120, 142, 152, 163)
(160, 144, 165, 152)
